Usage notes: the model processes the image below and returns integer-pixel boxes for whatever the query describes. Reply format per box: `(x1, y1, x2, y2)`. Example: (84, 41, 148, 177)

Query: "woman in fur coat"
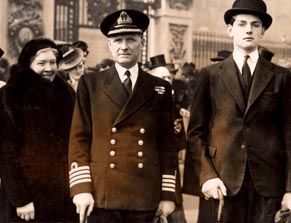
(0, 38, 77, 222)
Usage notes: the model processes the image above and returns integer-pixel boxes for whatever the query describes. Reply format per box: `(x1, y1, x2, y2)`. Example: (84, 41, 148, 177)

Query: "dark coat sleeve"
(182, 68, 218, 196)
(0, 87, 32, 207)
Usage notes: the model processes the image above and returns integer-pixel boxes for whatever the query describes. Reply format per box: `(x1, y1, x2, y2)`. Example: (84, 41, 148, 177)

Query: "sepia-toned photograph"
(0, 0, 291, 222)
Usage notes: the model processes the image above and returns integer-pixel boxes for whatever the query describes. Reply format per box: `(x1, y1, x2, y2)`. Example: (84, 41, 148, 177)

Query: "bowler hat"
(259, 46, 274, 61)
(59, 48, 83, 70)
(149, 54, 167, 69)
(100, 9, 149, 37)
(210, 50, 232, 62)
(224, 0, 272, 30)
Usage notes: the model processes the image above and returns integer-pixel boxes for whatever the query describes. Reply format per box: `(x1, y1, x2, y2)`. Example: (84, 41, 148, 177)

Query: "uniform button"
(112, 127, 117, 133)
(241, 144, 246, 150)
(110, 139, 116, 145)
(109, 163, 115, 169)
(140, 128, 145, 134)
(110, 150, 116, 156)
(138, 140, 144, 146)
(138, 163, 143, 169)
(137, 151, 143, 157)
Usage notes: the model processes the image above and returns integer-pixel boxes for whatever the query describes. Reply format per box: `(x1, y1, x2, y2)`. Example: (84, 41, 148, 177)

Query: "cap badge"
(117, 11, 133, 25)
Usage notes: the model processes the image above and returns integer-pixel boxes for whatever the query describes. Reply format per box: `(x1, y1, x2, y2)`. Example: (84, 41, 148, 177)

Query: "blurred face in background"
(30, 48, 58, 82)
(150, 66, 172, 84)
(67, 60, 85, 81)
(108, 33, 144, 69)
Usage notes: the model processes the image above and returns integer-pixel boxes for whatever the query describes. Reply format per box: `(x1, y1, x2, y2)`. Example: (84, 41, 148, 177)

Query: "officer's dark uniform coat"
(69, 66, 177, 210)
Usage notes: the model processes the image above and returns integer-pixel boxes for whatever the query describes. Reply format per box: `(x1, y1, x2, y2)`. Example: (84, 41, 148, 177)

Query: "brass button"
(111, 127, 117, 133)
(137, 151, 143, 157)
(110, 139, 116, 145)
(140, 128, 145, 134)
(138, 163, 143, 169)
(138, 140, 144, 146)
(110, 151, 116, 156)
(109, 163, 115, 169)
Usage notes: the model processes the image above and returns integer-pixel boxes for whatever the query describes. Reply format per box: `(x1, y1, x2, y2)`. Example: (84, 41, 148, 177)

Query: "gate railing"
(192, 30, 291, 69)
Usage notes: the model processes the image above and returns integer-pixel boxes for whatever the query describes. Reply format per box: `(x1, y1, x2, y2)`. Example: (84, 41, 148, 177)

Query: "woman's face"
(67, 60, 85, 81)
(30, 49, 58, 82)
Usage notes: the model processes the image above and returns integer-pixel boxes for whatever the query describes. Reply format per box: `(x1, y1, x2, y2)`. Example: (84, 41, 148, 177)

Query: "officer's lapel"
(113, 71, 154, 126)
(102, 67, 128, 108)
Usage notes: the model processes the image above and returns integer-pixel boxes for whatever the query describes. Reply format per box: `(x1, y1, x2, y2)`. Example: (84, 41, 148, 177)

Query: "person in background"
(181, 62, 198, 110)
(0, 37, 77, 222)
(59, 48, 85, 92)
(68, 9, 177, 223)
(149, 54, 188, 223)
(167, 62, 191, 136)
(99, 58, 115, 71)
(73, 40, 90, 59)
(183, 0, 291, 222)
(258, 45, 274, 61)
(210, 50, 232, 63)
(0, 58, 10, 83)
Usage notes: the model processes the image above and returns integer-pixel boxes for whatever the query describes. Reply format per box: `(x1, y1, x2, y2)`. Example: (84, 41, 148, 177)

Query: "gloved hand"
(282, 193, 291, 211)
(201, 178, 227, 200)
(156, 200, 175, 218)
(16, 202, 35, 221)
(73, 192, 95, 223)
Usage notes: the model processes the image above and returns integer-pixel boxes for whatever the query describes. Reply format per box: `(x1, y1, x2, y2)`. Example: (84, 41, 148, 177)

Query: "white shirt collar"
(115, 63, 138, 89)
(233, 49, 259, 75)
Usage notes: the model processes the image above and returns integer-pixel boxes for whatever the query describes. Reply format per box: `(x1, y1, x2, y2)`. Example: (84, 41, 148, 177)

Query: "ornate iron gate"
(54, 0, 79, 43)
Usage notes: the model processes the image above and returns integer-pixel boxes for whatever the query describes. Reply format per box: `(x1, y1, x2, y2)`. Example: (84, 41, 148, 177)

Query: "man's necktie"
(242, 55, 252, 90)
(123, 70, 132, 96)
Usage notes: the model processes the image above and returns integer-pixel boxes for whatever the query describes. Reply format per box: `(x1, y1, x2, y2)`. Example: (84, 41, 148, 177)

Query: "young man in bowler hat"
(183, 0, 291, 222)
(68, 9, 177, 223)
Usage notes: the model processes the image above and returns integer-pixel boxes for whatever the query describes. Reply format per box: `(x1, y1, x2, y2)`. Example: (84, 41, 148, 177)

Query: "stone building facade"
(0, 0, 290, 68)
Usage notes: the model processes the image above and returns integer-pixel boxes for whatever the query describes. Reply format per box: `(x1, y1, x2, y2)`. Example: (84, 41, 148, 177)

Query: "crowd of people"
(0, 0, 291, 223)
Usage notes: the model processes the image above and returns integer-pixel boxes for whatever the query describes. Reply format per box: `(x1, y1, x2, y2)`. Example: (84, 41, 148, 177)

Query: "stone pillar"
(5, 0, 49, 62)
(147, 0, 193, 66)
(0, 1, 8, 59)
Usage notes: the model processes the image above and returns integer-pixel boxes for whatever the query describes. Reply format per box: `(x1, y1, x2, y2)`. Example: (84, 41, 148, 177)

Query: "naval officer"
(68, 9, 178, 223)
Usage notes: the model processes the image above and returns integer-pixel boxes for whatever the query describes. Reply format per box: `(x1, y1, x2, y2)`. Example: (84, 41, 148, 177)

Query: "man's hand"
(156, 200, 176, 218)
(73, 193, 95, 223)
(281, 192, 291, 211)
(201, 178, 227, 200)
(16, 202, 35, 221)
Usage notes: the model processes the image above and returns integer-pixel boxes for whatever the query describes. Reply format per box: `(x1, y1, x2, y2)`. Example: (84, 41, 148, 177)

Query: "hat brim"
(210, 57, 225, 62)
(169, 69, 178, 74)
(224, 9, 272, 30)
(59, 53, 83, 71)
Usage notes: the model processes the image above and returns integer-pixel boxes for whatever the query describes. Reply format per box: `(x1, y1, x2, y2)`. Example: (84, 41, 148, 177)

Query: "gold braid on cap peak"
(117, 11, 133, 25)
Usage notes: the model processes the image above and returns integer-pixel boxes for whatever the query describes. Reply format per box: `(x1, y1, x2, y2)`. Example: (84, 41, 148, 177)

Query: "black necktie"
(242, 55, 252, 89)
(123, 70, 132, 96)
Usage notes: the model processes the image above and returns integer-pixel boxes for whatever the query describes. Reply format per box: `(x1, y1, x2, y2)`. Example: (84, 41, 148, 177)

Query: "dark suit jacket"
(183, 56, 291, 197)
(68, 66, 177, 210)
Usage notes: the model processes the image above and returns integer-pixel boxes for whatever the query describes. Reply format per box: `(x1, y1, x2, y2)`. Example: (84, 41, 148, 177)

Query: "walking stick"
(216, 188, 224, 223)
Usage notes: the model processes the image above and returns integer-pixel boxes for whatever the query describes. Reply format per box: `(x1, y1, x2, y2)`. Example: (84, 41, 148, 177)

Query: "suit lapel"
(113, 70, 154, 126)
(219, 57, 246, 113)
(102, 67, 128, 108)
(245, 58, 274, 114)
